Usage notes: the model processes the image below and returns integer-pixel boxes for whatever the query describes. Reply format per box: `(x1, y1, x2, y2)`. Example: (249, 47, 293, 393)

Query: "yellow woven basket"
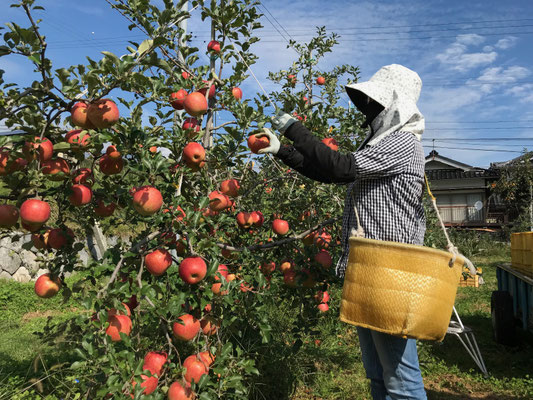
(340, 237, 464, 341)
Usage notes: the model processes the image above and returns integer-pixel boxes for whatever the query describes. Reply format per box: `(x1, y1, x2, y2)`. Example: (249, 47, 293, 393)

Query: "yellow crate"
(523, 249, 533, 266)
(524, 232, 533, 250)
(512, 248, 524, 266)
(458, 275, 479, 287)
(511, 233, 525, 250)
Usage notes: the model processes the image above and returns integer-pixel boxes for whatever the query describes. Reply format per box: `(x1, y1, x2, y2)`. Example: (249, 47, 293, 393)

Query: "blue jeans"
(357, 327, 427, 400)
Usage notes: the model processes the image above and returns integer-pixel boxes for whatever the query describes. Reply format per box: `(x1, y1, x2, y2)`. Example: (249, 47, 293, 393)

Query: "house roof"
(425, 150, 500, 180)
(490, 151, 533, 168)
(425, 150, 473, 171)
(425, 168, 500, 180)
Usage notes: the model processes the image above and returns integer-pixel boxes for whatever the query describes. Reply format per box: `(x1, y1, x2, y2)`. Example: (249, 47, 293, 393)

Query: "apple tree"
(0, 0, 364, 398)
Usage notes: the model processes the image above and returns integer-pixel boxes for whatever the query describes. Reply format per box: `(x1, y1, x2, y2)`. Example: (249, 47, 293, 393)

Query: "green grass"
(1, 241, 532, 399)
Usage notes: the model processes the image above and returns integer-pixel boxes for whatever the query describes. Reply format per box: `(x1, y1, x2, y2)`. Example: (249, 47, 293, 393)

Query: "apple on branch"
(34, 273, 62, 298)
(170, 89, 188, 110)
(179, 257, 207, 284)
(184, 92, 208, 117)
(86, 99, 120, 129)
(0, 204, 19, 228)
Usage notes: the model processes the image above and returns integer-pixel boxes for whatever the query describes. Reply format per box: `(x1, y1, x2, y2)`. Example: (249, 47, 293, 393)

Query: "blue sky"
(1, 0, 533, 168)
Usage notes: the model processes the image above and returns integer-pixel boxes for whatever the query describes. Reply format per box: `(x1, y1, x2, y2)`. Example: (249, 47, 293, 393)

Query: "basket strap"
(350, 186, 365, 238)
(425, 175, 481, 281)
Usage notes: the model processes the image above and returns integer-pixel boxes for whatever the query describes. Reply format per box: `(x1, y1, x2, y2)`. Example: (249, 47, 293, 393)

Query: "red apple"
(251, 211, 264, 227)
(99, 153, 124, 175)
(260, 261, 276, 276)
(316, 76, 325, 85)
(247, 135, 270, 154)
(94, 199, 116, 217)
(220, 179, 240, 197)
(69, 184, 93, 206)
(315, 290, 330, 303)
(182, 142, 206, 170)
(182, 117, 201, 138)
(184, 92, 208, 117)
(0, 204, 19, 227)
(181, 71, 191, 80)
(198, 80, 216, 99)
(198, 351, 215, 367)
(322, 137, 339, 151)
(208, 190, 231, 211)
(172, 314, 200, 341)
(34, 273, 61, 298)
(318, 303, 329, 312)
(31, 228, 50, 250)
(132, 186, 163, 216)
(0, 148, 8, 175)
(23, 136, 53, 162)
(20, 199, 51, 229)
(272, 219, 289, 235)
(287, 74, 297, 86)
(179, 257, 207, 284)
(41, 158, 70, 180)
(132, 374, 158, 396)
(65, 129, 90, 150)
(279, 259, 294, 274)
(106, 314, 132, 341)
(283, 270, 297, 288)
(207, 40, 221, 54)
(236, 212, 254, 229)
(314, 249, 332, 268)
(314, 231, 332, 249)
(7, 157, 28, 173)
(70, 102, 96, 129)
(108, 303, 131, 318)
(183, 355, 208, 384)
(145, 248, 172, 276)
(168, 381, 195, 400)
(200, 317, 218, 335)
(48, 227, 75, 250)
(143, 351, 168, 376)
(170, 89, 188, 110)
(231, 87, 242, 100)
(72, 168, 93, 185)
(87, 99, 119, 129)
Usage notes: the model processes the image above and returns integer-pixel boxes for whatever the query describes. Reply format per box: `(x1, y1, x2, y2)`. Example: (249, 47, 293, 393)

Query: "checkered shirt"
(335, 131, 426, 278)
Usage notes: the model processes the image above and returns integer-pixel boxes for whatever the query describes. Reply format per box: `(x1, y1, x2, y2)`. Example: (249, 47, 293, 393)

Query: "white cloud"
(505, 83, 533, 103)
(456, 34, 485, 46)
(477, 66, 530, 83)
(435, 34, 498, 72)
(495, 36, 518, 50)
(436, 44, 497, 72)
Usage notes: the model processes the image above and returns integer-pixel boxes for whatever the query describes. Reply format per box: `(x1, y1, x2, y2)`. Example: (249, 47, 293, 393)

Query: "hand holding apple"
(253, 129, 279, 155)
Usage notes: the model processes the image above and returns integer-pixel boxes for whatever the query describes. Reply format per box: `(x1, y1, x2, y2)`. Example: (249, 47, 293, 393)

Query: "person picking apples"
(256, 64, 427, 400)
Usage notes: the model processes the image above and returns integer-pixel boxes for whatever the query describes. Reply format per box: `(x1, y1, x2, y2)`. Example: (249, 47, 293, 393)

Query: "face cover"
(345, 64, 425, 150)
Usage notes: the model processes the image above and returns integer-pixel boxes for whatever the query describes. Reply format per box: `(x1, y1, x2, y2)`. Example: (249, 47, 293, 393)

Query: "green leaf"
(137, 39, 154, 56)
(27, 54, 41, 65)
(101, 51, 120, 65)
(53, 142, 71, 150)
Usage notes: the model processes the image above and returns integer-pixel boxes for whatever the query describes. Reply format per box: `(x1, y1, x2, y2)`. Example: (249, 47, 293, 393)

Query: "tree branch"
(216, 216, 340, 252)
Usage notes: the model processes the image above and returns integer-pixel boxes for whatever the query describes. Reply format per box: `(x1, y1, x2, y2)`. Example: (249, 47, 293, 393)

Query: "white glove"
(271, 110, 298, 133)
(256, 128, 280, 155)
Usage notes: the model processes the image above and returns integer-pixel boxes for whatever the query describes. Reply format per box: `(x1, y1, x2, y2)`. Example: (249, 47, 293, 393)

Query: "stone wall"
(0, 227, 114, 283)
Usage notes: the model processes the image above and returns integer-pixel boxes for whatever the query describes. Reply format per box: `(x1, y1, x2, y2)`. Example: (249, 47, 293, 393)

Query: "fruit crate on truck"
(492, 232, 533, 345)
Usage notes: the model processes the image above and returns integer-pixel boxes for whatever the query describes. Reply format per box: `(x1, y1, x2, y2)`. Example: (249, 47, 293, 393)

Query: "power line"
(254, 18, 533, 32)
(423, 137, 533, 141)
(427, 120, 533, 124)
(425, 127, 533, 131)
(430, 145, 525, 153)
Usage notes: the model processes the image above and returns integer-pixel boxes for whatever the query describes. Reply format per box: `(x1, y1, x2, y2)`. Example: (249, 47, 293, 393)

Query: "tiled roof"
(425, 168, 500, 180)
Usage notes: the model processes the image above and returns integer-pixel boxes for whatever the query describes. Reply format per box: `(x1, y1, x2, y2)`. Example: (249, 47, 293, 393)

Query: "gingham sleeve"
(351, 131, 416, 179)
